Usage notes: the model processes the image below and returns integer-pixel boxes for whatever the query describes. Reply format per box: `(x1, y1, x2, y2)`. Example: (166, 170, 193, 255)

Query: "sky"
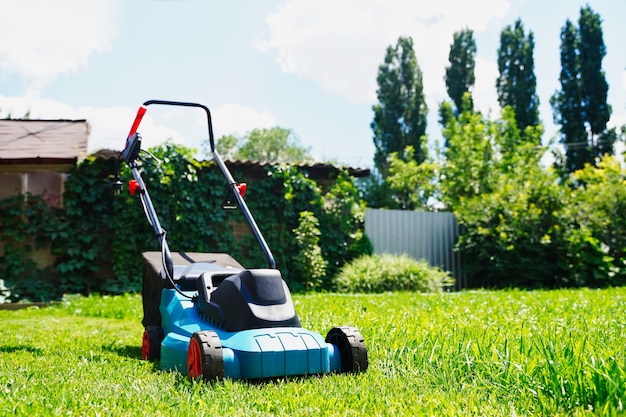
(1, 0, 625, 169)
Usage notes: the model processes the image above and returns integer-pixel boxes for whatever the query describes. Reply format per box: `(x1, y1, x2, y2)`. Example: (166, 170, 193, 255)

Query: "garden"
(1, 138, 626, 416)
(1, 288, 625, 416)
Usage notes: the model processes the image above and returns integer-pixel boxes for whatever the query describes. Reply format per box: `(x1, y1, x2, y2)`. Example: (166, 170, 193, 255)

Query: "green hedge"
(0, 143, 372, 301)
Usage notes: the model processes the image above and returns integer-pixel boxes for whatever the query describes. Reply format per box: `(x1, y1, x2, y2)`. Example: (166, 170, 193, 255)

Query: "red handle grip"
(127, 105, 147, 139)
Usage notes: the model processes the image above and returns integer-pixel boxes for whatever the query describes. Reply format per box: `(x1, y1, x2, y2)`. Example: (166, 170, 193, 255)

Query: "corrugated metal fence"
(364, 208, 465, 289)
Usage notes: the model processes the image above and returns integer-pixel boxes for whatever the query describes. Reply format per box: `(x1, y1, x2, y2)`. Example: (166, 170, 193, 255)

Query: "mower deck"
(159, 289, 341, 379)
(140, 251, 366, 380)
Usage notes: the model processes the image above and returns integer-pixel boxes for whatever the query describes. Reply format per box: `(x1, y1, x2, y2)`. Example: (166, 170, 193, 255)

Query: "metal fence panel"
(364, 208, 464, 288)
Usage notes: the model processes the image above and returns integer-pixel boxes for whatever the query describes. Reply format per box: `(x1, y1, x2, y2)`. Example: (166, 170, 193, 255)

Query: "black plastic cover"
(195, 269, 301, 332)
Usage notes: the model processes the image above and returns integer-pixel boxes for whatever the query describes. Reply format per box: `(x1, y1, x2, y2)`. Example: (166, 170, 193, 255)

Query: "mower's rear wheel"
(326, 326, 368, 373)
(187, 330, 224, 381)
(142, 326, 164, 361)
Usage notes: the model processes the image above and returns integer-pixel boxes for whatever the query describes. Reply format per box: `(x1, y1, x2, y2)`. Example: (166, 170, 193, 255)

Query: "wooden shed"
(0, 119, 90, 270)
(0, 119, 90, 206)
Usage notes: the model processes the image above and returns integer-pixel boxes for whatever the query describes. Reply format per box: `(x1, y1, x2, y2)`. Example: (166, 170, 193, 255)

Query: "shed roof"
(91, 149, 371, 179)
(224, 159, 371, 179)
(0, 119, 89, 165)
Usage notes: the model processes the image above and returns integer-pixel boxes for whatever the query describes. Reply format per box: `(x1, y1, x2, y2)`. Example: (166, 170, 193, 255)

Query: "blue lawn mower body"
(117, 100, 368, 381)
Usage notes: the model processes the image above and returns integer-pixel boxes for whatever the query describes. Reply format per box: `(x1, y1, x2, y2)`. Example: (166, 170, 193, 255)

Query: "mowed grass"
(1, 288, 625, 416)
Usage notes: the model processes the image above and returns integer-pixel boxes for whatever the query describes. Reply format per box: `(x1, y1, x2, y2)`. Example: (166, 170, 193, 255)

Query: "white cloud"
(212, 104, 277, 137)
(610, 110, 626, 131)
(86, 106, 185, 152)
(261, 0, 513, 105)
(473, 57, 500, 115)
(0, 0, 119, 94)
(0, 96, 74, 119)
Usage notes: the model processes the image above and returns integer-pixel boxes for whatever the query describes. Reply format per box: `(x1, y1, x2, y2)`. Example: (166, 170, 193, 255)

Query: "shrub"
(334, 253, 451, 293)
(292, 210, 326, 291)
(454, 160, 569, 288)
(562, 156, 626, 286)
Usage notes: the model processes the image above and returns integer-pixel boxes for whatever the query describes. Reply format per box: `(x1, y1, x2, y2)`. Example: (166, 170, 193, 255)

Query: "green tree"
(214, 134, 239, 160)
(496, 18, 540, 132)
(551, 6, 615, 173)
(439, 94, 495, 211)
(564, 156, 626, 286)
(550, 20, 588, 173)
(578, 5, 614, 157)
(385, 146, 437, 210)
(455, 148, 567, 288)
(452, 108, 568, 288)
(371, 36, 428, 177)
(444, 28, 476, 115)
(209, 127, 313, 164)
(438, 101, 456, 133)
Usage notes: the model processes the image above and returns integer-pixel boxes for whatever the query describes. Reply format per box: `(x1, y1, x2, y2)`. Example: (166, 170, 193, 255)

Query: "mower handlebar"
(123, 100, 217, 152)
(120, 99, 276, 270)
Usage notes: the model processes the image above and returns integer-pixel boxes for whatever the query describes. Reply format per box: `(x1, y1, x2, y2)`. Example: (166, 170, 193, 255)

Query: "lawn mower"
(115, 99, 368, 380)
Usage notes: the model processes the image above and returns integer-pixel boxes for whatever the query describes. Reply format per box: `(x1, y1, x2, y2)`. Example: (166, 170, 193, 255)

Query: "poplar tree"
(550, 20, 588, 172)
(444, 28, 477, 114)
(371, 36, 428, 177)
(551, 5, 614, 173)
(579, 5, 613, 156)
(496, 19, 540, 133)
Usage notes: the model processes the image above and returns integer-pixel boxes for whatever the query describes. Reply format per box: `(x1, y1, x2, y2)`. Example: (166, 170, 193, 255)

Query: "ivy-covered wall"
(0, 143, 372, 301)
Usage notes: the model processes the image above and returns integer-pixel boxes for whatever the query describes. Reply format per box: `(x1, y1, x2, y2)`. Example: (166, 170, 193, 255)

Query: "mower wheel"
(325, 326, 368, 373)
(142, 326, 164, 361)
(187, 330, 224, 381)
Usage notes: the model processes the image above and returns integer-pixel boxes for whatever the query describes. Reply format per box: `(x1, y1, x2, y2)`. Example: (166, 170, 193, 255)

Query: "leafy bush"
(455, 152, 626, 289)
(292, 211, 326, 291)
(246, 165, 372, 290)
(53, 154, 119, 293)
(0, 194, 63, 301)
(447, 107, 573, 289)
(318, 170, 373, 279)
(0, 143, 371, 300)
(455, 151, 569, 288)
(334, 253, 451, 293)
(561, 156, 626, 286)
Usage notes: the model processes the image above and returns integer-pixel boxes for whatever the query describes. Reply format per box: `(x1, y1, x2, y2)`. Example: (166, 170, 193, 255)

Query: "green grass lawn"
(1, 288, 625, 416)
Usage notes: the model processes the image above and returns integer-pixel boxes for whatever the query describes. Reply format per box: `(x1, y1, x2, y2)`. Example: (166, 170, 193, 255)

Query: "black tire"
(325, 326, 368, 373)
(187, 330, 224, 381)
(142, 325, 164, 361)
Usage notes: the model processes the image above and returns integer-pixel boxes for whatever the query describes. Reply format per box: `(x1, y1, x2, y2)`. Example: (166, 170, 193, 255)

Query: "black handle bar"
(121, 99, 276, 271)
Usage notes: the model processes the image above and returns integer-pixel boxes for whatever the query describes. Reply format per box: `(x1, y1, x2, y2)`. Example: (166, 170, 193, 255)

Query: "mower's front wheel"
(187, 330, 224, 381)
(142, 326, 164, 361)
(326, 326, 368, 373)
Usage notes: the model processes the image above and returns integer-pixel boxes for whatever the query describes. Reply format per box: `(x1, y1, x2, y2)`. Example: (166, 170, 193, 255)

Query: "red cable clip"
(236, 183, 247, 197)
(129, 179, 140, 195)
